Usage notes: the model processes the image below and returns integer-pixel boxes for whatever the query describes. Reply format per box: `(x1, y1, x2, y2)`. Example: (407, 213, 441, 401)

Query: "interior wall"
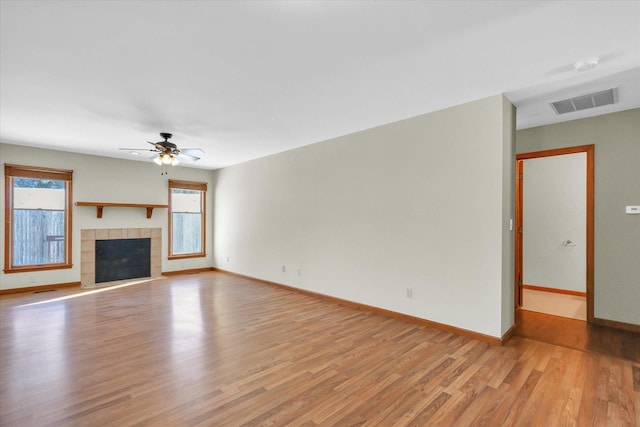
(0, 143, 214, 291)
(523, 153, 586, 292)
(516, 108, 640, 326)
(213, 94, 515, 338)
(501, 96, 516, 335)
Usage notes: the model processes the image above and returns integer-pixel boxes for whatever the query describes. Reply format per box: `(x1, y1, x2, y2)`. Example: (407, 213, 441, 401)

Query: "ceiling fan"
(119, 132, 204, 166)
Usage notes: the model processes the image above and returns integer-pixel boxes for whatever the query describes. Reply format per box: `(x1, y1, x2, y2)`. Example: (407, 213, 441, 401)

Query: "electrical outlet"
(626, 206, 640, 214)
(297, 268, 302, 277)
(406, 288, 413, 299)
(227, 256, 230, 263)
(282, 265, 286, 273)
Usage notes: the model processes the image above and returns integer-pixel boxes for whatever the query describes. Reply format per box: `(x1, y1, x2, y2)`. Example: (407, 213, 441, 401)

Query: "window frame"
(168, 179, 207, 259)
(4, 164, 73, 273)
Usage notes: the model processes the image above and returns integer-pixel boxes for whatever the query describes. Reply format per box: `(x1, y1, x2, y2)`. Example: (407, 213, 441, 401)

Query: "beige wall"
(501, 97, 516, 335)
(516, 109, 640, 326)
(0, 143, 214, 290)
(213, 94, 516, 338)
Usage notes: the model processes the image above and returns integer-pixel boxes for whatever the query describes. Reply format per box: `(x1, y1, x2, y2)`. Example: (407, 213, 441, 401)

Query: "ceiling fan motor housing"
(157, 133, 177, 151)
(160, 141, 178, 151)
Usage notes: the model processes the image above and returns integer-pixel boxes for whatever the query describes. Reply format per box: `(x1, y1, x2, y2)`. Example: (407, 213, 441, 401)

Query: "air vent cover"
(551, 88, 618, 115)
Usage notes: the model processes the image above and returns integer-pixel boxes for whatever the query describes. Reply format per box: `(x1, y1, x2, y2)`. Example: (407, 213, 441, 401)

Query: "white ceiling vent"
(550, 88, 618, 115)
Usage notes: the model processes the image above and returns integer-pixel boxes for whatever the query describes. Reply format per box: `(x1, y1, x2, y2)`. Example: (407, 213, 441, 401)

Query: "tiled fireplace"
(80, 228, 162, 288)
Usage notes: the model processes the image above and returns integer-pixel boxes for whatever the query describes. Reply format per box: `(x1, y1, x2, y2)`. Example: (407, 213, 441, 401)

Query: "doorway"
(515, 145, 594, 323)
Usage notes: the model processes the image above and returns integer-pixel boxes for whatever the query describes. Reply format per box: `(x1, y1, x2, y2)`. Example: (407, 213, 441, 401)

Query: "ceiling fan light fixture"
(153, 156, 163, 165)
(162, 154, 172, 164)
(170, 157, 180, 166)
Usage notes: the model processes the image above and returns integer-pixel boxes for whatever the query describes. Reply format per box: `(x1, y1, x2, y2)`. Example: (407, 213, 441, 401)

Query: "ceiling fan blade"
(119, 148, 157, 151)
(180, 148, 205, 154)
(177, 152, 200, 161)
(148, 141, 165, 149)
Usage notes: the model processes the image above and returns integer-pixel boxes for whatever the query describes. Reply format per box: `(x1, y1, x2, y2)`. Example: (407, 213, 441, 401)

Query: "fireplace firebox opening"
(95, 238, 151, 283)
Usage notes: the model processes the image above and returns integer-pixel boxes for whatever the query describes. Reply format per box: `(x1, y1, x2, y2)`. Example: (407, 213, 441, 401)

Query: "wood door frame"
(515, 145, 594, 323)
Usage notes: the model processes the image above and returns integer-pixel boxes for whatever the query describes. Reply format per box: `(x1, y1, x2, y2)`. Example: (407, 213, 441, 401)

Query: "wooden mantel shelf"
(75, 202, 169, 218)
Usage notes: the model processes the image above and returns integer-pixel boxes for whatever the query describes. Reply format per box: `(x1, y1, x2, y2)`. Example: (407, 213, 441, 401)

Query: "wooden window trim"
(5, 163, 73, 181)
(168, 180, 207, 192)
(4, 164, 73, 273)
(168, 180, 206, 259)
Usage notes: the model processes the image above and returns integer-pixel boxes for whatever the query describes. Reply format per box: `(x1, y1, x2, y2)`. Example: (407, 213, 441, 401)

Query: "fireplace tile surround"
(81, 228, 162, 288)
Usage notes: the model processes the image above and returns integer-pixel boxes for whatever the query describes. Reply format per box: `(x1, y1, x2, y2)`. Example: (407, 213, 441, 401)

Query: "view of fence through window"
(12, 177, 66, 266)
(171, 188, 202, 255)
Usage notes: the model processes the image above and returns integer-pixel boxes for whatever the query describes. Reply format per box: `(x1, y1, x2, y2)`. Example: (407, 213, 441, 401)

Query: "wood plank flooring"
(516, 309, 640, 363)
(1, 271, 638, 426)
(521, 288, 586, 321)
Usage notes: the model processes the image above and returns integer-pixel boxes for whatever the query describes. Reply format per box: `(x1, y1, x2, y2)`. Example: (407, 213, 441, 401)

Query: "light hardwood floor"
(522, 288, 586, 321)
(1, 271, 638, 426)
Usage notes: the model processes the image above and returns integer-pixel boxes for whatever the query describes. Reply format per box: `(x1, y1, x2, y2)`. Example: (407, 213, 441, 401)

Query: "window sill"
(168, 253, 206, 260)
(3, 263, 73, 274)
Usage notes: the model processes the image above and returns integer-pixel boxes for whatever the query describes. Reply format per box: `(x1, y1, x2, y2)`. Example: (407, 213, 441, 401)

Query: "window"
(168, 180, 206, 259)
(4, 164, 73, 273)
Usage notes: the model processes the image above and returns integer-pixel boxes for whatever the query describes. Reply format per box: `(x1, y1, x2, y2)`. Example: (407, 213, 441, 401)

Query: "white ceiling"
(1, 1, 639, 170)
